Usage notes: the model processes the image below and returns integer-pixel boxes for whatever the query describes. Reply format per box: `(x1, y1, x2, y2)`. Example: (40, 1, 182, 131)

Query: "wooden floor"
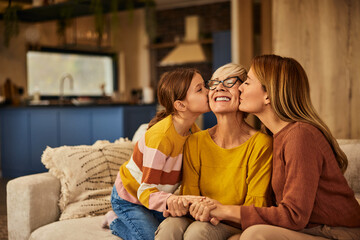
(0, 177, 10, 240)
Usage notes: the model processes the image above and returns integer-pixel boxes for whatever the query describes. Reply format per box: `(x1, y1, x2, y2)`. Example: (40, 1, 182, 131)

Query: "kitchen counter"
(0, 99, 156, 108)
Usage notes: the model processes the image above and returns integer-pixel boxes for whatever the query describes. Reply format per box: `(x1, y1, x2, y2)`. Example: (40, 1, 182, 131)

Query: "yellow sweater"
(181, 130, 273, 207)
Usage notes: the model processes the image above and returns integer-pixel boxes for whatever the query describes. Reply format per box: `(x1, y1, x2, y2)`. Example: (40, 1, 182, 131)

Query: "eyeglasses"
(205, 76, 243, 90)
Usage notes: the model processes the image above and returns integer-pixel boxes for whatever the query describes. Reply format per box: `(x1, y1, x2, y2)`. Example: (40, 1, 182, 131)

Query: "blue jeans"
(110, 186, 165, 240)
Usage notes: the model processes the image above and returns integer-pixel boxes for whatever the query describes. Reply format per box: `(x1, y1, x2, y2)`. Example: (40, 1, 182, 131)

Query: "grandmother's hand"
(189, 197, 221, 225)
(164, 195, 205, 217)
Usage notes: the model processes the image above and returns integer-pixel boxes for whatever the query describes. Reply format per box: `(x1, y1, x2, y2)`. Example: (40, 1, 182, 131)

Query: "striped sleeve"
(137, 134, 182, 211)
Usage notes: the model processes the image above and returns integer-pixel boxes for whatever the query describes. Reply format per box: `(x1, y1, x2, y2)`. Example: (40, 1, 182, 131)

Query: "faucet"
(59, 73, 74, 102)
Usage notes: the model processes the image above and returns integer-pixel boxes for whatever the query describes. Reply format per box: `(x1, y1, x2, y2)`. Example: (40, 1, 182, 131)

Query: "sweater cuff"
(149, 191, 172, 212)
(241, 205, 265, 230)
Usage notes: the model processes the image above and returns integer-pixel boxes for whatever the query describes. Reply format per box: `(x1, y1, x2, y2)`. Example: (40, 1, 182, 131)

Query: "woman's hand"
(189, 197, 222, 225)
(190, 198, 242, 226)
(164, 195, 205, 217)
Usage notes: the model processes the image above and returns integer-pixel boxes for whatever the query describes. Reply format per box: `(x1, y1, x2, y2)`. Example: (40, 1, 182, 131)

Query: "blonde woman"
(189, 55, 360, 239)
(155, 63, 273, 240)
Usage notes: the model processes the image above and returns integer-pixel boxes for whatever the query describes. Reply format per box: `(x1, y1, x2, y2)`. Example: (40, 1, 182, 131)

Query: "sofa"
(7, 123, 149, 240)
(6, 125, 360, 239)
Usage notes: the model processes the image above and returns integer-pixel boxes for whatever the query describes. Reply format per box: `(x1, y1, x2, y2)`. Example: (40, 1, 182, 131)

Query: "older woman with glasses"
(155, 63, 274, 240)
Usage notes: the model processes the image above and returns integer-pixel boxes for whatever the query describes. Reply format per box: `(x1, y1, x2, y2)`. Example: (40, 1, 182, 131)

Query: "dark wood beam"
(0, 0, 149, 22)
(0, 0, 32, 4)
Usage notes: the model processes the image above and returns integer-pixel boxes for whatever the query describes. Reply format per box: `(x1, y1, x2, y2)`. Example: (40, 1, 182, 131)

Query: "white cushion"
(29, 216, 120, 240)
(41, 139, 134, 220)
(132, 123, 149, 142)
(338, 139, 360, 194)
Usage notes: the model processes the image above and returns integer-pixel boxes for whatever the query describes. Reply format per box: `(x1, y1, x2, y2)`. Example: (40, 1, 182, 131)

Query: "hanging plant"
(110, 0, 119, 47)
(89, 0, 156, 48)
(3, 1, 21, 48)
(93, 0, 135, 48)
(144, 0, 156, 43)
(111, 0, 156, 44)
(91, 0, 105, 47)
(126, 0, 135, 21)
(57, 4, 74, 45)
(110, 0, 135, 47)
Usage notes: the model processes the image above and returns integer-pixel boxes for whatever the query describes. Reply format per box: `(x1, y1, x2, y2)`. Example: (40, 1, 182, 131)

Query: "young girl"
(103, 68, 210, 240)
(188, 55, 360, 239)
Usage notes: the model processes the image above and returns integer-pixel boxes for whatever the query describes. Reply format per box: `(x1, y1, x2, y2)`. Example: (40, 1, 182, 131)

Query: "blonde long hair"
(251, 54, 348, 173)
(148, 68, 199, 129)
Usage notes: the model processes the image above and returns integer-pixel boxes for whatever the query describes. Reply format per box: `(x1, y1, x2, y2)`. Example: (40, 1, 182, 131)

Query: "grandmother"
(155, 63, 273, 240)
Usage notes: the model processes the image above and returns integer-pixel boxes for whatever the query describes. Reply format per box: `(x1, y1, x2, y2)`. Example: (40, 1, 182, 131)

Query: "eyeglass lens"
(207, 77, 239, 89)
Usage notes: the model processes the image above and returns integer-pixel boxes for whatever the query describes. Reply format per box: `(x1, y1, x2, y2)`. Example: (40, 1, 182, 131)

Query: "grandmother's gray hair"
(211, 63, 247, 82)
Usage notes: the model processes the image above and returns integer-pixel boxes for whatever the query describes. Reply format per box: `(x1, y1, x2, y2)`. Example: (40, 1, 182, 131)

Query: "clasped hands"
(164, 195, 221, 225)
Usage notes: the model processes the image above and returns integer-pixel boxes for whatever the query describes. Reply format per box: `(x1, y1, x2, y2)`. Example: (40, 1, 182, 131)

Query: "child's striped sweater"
(114, 115, 200, 212)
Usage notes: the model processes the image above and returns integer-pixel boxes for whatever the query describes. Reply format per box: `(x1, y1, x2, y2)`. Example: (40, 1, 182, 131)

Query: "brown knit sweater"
(241, 122, 360, 230)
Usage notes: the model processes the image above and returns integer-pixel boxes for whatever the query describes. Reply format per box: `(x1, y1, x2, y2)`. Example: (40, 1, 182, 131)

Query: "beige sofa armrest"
(7, 172, 61, 240)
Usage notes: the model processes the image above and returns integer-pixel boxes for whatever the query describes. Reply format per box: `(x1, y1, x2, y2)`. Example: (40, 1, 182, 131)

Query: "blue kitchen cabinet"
(59, 109, 92, 146)
(92, 108, 124, 142)
(0, 109, 31, 177)
(29, 109, 59, 173)
(0, 105, 156, 178)
(123, 105, 157, 139)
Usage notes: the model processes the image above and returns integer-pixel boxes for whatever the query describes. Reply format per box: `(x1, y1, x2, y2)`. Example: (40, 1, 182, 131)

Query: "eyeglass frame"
(205, 76, 243, 90)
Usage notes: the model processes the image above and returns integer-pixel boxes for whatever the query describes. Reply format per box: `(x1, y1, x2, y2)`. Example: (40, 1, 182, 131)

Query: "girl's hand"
(189, 197, 221, 225)
(164, 195, 205, 217)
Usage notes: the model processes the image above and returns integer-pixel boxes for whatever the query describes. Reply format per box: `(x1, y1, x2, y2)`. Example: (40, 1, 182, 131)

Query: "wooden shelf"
(0, 0, 148, 22)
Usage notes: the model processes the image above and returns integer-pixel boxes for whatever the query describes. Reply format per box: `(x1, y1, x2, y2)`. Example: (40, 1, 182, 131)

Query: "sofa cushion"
(29, 216, 120, 240)
(41, 139, 134, 220)
(132, 123, 148, 142)
(338, 139, 360, 195)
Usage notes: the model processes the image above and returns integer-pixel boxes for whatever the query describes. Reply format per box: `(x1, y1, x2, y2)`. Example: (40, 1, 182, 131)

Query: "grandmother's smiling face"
(208, 74, 242, 114)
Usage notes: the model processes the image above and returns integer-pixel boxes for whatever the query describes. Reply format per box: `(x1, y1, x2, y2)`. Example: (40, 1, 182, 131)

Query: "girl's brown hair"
(251, 54, 348, 173)
(148, 68, 200, 129)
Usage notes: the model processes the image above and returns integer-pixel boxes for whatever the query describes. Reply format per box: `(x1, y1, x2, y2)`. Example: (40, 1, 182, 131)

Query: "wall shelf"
(0, 0, 148, 22)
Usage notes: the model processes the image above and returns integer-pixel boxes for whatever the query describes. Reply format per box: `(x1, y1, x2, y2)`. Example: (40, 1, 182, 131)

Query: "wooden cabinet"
(0, 105, 156, 178)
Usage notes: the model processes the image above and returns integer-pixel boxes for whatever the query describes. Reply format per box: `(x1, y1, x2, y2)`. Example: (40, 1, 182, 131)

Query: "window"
(26, 48, 117, 98)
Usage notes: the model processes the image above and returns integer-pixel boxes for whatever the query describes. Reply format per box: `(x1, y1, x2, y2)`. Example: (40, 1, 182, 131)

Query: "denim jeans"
(110, 186, 165, 240)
